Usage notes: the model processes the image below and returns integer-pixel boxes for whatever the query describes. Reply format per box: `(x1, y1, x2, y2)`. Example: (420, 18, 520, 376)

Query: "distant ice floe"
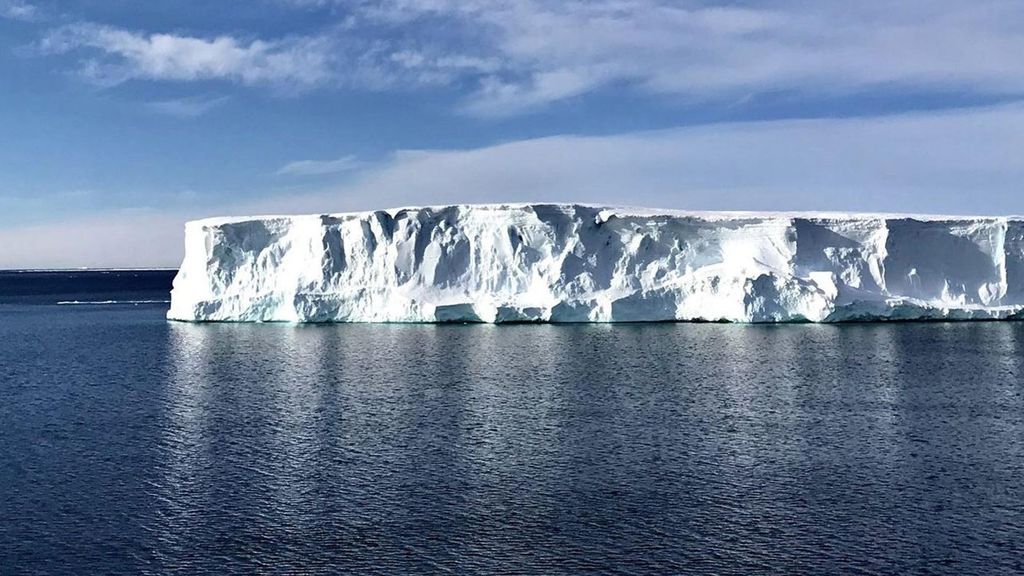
(167, 204, 1024, 323)
(59, 300, 171, 305)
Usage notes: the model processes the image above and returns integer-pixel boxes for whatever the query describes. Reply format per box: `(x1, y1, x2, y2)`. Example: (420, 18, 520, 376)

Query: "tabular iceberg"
(167, 204, 1024, 323)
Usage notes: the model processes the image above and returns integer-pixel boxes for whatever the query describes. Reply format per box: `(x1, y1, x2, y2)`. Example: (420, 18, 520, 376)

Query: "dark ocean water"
(2, 270, 1023, 575)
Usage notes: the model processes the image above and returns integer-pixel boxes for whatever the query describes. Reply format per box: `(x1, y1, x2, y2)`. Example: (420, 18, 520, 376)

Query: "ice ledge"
(168, 204, 1024, 323)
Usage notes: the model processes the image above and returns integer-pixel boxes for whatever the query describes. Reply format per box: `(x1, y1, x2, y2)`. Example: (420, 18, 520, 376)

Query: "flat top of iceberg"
(187, 203, 1020, 227)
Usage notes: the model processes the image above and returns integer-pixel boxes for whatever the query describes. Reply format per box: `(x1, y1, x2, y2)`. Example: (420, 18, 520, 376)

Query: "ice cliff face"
(167, 204, 1024, 323)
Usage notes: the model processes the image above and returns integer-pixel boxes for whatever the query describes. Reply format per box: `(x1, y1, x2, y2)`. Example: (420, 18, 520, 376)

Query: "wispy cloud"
(40, 23, 334, 88)
(276, 155, 364, 176)
(0, 0, 37, 21)
(37, 1, 1024, 114)
(8, 103, 1024, 268)
(146, 94, 230, 118)
(352, 0, 1024, 116)
(321, 103, 1024, 213)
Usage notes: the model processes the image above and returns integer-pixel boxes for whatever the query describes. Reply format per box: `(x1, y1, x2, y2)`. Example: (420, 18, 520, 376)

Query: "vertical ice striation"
(167, 204, 1024, 323)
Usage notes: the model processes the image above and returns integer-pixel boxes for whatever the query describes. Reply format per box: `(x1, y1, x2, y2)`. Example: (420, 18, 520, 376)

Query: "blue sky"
(2, 0, 1024, 267)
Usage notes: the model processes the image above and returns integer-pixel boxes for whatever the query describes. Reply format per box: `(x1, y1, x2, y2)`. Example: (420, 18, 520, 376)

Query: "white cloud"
(40, 23, 334, 88)
(276, 155, 364, 176)
(0, 0, 37, 21)
(146, 94, 230, 118)
(295, 0, 1024, 115)
(324, 103, 1024, 213)
(4, 103, 1024, 268)
(38, 1, 1024, 112)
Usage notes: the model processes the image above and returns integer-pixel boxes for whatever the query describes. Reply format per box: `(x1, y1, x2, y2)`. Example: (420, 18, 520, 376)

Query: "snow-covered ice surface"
(167, 204, 1024, 323)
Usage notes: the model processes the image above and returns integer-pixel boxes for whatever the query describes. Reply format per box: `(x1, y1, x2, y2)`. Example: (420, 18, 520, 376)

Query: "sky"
(2, 0, 1024, 268)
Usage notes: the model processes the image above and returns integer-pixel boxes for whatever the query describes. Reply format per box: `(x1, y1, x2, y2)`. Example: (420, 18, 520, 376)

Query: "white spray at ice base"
(168, 204, 1024, 323)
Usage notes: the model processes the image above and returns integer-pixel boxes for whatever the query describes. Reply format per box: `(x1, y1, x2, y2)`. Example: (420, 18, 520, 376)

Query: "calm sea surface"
(2, 270, 1023, 575)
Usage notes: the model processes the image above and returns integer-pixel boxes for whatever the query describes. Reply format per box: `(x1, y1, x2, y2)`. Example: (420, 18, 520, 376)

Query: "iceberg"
(167, 204, 1024, 323)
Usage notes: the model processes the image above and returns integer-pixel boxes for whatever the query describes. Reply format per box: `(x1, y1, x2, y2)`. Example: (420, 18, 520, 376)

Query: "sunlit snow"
(167, 204, 1024, 323)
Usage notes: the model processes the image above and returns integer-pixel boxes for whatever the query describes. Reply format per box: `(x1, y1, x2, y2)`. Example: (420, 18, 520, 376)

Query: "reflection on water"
(154, 321, 1024, 574)
(3, 308, 1024, 574)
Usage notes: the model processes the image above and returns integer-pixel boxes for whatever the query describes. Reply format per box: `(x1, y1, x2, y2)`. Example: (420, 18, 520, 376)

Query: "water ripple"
(2, 309, 1023, 574)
